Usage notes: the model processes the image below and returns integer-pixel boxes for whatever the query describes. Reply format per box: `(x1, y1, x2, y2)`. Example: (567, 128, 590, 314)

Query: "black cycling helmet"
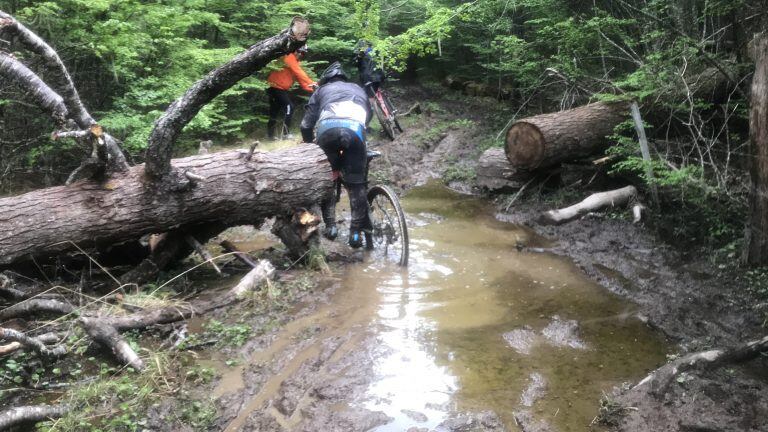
(318, 61, 348, 86)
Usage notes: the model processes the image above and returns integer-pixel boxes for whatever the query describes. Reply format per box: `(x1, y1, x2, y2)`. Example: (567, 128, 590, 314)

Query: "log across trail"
(505, 102, 628, 170)
(0, 145, 332, 266)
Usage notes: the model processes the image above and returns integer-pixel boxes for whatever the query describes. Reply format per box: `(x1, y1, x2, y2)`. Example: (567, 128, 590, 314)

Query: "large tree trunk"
(744, 34, 768, 266)
(504, 102, 628, 170)
(0, 145, 332, 266)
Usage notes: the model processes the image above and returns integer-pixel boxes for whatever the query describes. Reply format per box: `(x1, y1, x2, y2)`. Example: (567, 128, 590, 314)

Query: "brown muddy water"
(215, 183, 669, 431)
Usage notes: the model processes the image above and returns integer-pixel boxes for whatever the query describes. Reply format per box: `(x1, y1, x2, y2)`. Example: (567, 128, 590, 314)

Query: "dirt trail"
(171, 83, 768, 432)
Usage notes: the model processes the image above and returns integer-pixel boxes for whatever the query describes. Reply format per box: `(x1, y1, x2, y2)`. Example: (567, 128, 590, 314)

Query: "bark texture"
(505, 102, 628, 170)
(0, 405, 69, 429)
(0, 51, 68, 125)
(476, 148, 533, 192)
(144, 18, 309, 178)
(0, 11, 129, 171)
(0, 145, 333, 266)
(744, 34, 768, 266)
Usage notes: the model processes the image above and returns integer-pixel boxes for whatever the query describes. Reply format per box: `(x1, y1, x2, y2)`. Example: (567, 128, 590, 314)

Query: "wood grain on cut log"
(505, 102, 628, 170)
(538, 186, 637, 225)
(476, 148, 533, 193)
(0, 145, 333, 266)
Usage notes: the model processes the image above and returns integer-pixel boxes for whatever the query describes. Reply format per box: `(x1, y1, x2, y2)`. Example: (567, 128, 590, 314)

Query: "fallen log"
(0, 405, 69, 430)
(635, 335, 768, 397)
(476, 148, 534, 193)
(505, 102, 628, 170)
(0, 145, 333, 266)
(538, 186, 638, 225)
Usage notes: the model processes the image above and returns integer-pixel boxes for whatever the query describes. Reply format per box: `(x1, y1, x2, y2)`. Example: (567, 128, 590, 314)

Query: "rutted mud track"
(171, 83, 767, 432)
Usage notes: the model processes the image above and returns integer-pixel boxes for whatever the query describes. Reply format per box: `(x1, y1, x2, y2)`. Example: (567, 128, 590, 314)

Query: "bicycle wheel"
(372, 99, 397, 140)
(365, 185, 408, 266)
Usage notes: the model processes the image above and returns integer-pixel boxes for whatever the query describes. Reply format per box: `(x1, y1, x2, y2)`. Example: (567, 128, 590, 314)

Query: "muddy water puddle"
(211, 183, 668, 431)
(353, 184, 668, 431)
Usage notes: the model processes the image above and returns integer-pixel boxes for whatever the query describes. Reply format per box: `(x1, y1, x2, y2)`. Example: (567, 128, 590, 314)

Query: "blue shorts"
(316, 119, 365, 143)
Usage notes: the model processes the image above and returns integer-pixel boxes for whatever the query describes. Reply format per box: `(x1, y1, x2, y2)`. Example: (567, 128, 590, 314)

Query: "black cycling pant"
(317, 127, 371, 232)
(267, 88, 293, 138)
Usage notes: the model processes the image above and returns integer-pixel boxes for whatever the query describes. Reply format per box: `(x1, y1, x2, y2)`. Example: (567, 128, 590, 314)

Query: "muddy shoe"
(348, 230, 363, 248)
(323, 224, 338, 241)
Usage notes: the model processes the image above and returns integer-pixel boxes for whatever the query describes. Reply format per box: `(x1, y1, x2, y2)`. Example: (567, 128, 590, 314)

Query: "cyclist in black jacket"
(300, 62, 372, 248)
(354, 40, 385, 95)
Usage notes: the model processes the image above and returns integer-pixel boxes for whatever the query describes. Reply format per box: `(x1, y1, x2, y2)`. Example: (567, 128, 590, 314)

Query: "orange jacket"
(267, 53, 316, 92)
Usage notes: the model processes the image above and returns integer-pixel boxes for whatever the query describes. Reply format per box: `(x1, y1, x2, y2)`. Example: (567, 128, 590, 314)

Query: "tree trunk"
(0, 145, 333, 266)
(476, 148, 533, 193)
(744, 34, 768, 266)
(504, 102, 628, 170)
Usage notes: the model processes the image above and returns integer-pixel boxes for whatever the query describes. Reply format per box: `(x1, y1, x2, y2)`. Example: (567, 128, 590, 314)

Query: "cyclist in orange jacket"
(266, 46, 317, 140)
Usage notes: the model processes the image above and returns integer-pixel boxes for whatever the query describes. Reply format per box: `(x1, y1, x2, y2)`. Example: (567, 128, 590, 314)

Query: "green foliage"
(442, 162, 476, 184)
(204, 319, 253, 347)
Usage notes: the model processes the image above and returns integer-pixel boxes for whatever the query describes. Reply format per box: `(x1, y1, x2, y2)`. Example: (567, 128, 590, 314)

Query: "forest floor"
(5, 82, 767, 432)
(198, 82, 767, 431)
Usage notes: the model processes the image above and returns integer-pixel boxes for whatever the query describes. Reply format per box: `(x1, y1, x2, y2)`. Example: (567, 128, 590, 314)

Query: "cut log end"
(505, 122, 545, 169)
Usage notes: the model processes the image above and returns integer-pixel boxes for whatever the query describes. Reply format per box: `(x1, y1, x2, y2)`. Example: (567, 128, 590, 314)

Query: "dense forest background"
(1, 0, 767, 249)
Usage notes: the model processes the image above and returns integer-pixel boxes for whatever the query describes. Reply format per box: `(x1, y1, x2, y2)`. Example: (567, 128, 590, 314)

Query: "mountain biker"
(266, 46, 317, 140)
(300, 62, 372, 248)
(354, 40, 385, 96)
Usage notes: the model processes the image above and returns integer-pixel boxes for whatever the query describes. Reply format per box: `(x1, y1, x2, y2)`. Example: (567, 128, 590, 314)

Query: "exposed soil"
(172, 82, 768, 432)
(68, 82, 766, 432)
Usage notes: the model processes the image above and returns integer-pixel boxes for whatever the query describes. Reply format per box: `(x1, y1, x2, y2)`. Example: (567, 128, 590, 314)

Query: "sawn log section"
(0, 144, 332, 265)
(505, 101, 628, 170)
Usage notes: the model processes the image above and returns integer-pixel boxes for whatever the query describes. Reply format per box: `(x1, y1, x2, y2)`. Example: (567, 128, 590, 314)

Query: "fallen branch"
(229, 260, 275, 298)
(0, 298, 75, 321)
(635, 335, 768, 397)
(0, 10, 128, 171)
(0, 327, 66, 358)
(79, 317, 143, 371)
(144, 17, 310, 178)
(82, 263, 273, 368)
(221, 240, 260, 269)
(0, 51, 68, 126)
(538, 186, 638, 225)
(0, 404, 69, 429)
(185, 235, 223, 276)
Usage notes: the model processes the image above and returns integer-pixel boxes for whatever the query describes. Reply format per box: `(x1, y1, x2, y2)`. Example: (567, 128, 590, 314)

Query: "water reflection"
(353, 183, 668, 431)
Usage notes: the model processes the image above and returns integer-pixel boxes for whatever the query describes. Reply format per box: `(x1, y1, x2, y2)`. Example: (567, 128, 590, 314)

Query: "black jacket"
(300, 80, 370, 142)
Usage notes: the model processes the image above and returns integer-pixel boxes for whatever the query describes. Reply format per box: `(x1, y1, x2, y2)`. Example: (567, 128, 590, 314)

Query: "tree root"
(635, 335, 768, 397)
(0, 404, 69, 429)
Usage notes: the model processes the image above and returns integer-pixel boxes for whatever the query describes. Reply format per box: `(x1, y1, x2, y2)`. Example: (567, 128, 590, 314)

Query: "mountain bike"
(365, 83, 403, 141)
(334, 149, 409, 266)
